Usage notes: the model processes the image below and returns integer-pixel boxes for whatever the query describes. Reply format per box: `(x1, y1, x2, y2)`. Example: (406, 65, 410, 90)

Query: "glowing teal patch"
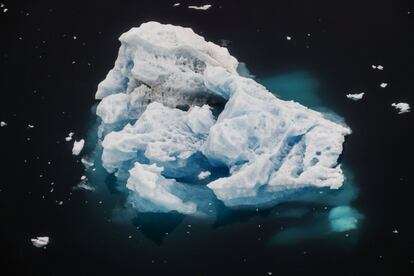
(329, 206, 363, 232)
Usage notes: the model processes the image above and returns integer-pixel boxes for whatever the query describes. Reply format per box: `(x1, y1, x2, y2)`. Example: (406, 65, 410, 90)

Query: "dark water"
(1, 0, 413, 275)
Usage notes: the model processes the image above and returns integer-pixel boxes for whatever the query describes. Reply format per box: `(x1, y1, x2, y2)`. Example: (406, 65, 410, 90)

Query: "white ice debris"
(74, 182, 95, 191)
(65, 132, 74, 141)
(80, 175, 87, 180)
(72, 139, 85, 155)
(31, 236, 49, 248)
(198, 171, 211, 180)
(28, 124, 34, 128)
(188, 4, 212, 10)
(372, 65, 384, 70)
(94, 22, 351, 213)
(286, 36, 292, 40)
(391, 103, 410, 114)
(380, 82, 388, 88)
(0, 121, 7, 127)
(81, 157, 94, 169)
(346, 93, 364, 101)
(173, 3, 181, 7)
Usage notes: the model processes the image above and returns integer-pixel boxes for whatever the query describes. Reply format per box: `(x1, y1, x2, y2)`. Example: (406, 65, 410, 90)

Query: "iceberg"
(346, 93, 364, 101)
(391, 102, 410, 114)
(72, 139, 85, 155)
(95, 22, 351, 214)
(31, 236, 49, 248)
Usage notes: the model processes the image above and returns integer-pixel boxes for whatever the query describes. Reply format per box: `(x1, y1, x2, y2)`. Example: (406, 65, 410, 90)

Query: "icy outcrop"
(95, 22, 351, 213)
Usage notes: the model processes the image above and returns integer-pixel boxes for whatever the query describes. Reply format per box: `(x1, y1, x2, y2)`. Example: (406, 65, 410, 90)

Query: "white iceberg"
(31, 236, 49, 248)
(94, 22, 351, 213)
(188, 5, 211, 10)
(72, 139, 85, 155)
(0, 121, 7, 127)
(65, 132, 74, 141)
(346, 93, 364, 101)
(391, 102, 410, 114)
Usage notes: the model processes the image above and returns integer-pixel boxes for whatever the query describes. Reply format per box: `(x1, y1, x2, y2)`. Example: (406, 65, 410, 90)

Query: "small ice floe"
(286, 36, 292, 41)
(173, 3, 181, 7)
(28, 124, 34, 128)
(391, 103, 410, 114)
(74, 182, 95, 191)
(392, 229, 399, 234)
(0, 121, 7, 127)
(80, 175, 87, 180)
(197, 170, 211, 180)
(346, 93, 364, 101)
(81, 157, 94, 169)
(372, 65, 384, 70)
(188, 4, 211, 10)
(72, 139, 85, 155)
(380, 82, 388, 88)
(65, 132, 74, 141)
(31, 236, 49, 248)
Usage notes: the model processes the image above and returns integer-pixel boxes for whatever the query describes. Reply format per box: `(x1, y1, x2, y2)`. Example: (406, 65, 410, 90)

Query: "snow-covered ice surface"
(91, 22, 353, 220)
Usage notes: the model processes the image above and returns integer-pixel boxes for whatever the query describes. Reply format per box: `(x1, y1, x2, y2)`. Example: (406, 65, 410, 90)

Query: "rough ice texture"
(95, 22, 351, 213)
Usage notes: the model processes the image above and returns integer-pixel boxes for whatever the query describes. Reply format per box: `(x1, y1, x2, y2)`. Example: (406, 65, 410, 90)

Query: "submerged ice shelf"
(94, 22, 351, 215)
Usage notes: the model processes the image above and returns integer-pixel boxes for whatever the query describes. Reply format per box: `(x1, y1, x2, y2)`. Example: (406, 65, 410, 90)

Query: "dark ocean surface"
(0, 0, 413, 275)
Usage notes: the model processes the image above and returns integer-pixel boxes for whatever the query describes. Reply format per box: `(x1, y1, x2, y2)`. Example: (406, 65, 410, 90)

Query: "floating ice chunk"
(329, 206, 362, 232)
(198, 171, 211, 180)
(286, 36, 292, 40)
(188, 4, 212, 10)
(391, 102, 410, 114)
(127, 162, 197, 214)
(80, 175, 87, 180)
(28, 124, 34, 128)
(380, 82, 388, 88)
(81, 157, 94, 169)
(377, 65, 384, 70)
(392, 229, 399, 234)
(173, 3, 180, 7)
(0, 121, 7, 127)
(94, 22, 351, 212)
(65, 132, 74, 141)
(346, 93, 364, 101)
(31, 236, 49, 248)
(72, 139, 85, 155)
(74, 182, 95, 191)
